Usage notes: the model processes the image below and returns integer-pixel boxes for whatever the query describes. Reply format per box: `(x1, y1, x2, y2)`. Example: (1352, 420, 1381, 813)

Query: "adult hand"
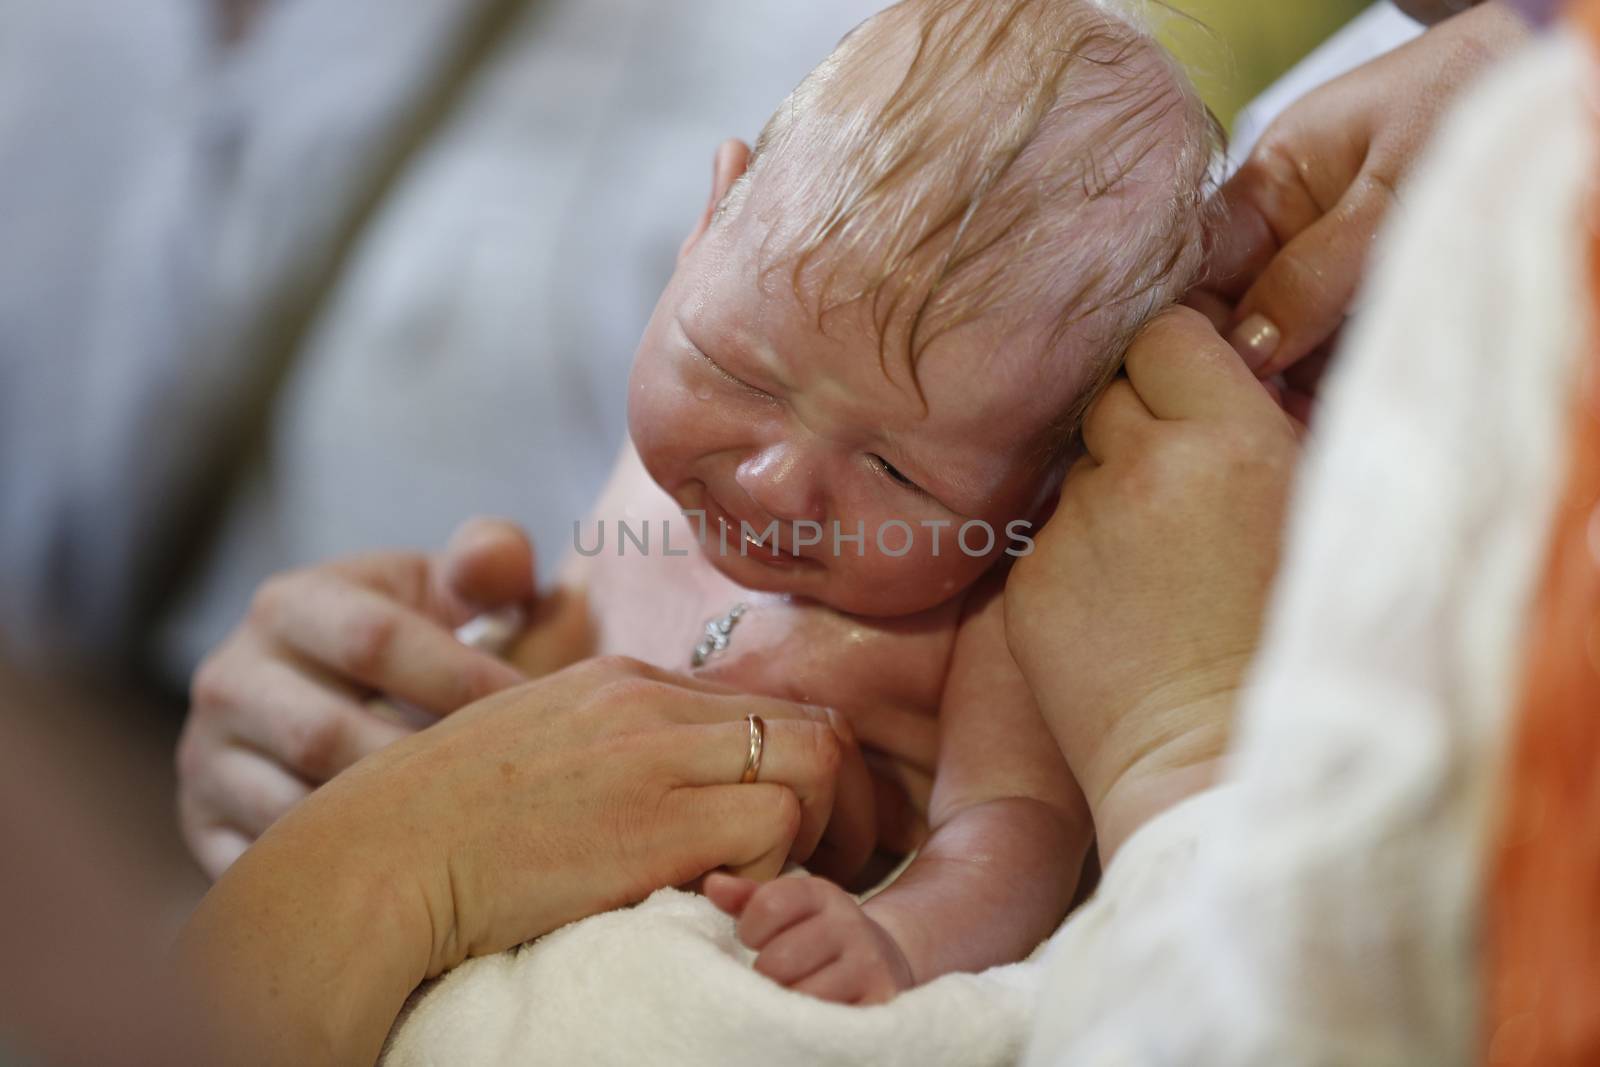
(177, 516, 535, 878)
(177, 656, 869, 1066)
(1005, 308, 1301, 862)
(365, 657, 871, 967)
(1203, 2, 1528, 384)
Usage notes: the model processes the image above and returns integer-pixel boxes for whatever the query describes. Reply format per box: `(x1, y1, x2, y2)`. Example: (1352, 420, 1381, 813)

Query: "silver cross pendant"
(690, 602, 748, 668)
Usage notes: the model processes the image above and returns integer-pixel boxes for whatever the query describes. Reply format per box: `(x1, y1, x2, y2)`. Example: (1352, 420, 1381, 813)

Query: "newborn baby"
(508, 0, 1213, 1004)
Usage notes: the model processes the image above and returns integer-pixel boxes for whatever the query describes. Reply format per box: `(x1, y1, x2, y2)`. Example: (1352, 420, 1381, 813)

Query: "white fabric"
(0, 0, 213, 657)
(153, 0, 888, 680)
(0, 1, 886, 671)
(1028, 28, 1591, 1065)
(383, 886, 1042, 1067)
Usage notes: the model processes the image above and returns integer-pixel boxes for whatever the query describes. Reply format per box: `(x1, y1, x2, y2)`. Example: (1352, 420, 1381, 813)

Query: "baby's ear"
(677, 139, 752, 263)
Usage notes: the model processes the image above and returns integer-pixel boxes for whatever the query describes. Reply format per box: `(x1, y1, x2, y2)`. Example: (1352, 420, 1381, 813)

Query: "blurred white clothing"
(0, 0, 884, 677)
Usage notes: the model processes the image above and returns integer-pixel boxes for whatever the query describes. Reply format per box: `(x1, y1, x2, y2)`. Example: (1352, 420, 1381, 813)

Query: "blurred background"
(1159, 0, 1373, 125)
(0, 0, 1372, 1058)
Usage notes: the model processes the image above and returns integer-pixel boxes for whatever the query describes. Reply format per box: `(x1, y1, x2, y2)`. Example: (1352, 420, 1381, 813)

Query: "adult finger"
(1284, 339, 1336, 400)
(256, 572, 524, 713)
(840, 700, 937, 778)
(1079, 379, 1152, 465)
(642, 679, 838, 727)
(188, 826, 252, 881)
(1124, 307, 1280, 425)
(665, 695, 874, 868)
(577, 656, 742, 704)
(320, 550, 434, 604)
(434, 516, 537, 623)
(1226, 174, 1394, 377)
(186, 745, 312, 838)
(214, 653, 412, 783)
(1202, 154, 1326, 305)
(807, 795, 879, 886)
(577, 669, 875, 869)
(578, 660, 841, 728)
(661, 718, 844, 865)
(663, 783, 801, 882)
(1182, 288, 1234, 335)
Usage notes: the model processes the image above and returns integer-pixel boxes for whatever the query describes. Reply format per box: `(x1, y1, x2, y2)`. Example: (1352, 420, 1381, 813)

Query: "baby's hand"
(704, 873, 912, 1005)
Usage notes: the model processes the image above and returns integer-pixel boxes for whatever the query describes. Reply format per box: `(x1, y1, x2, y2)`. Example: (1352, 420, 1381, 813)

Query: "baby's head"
(629, 0, 1215, 616)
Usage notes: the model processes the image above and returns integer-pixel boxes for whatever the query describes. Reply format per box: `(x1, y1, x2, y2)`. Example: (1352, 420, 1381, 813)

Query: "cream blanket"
(383, 885, 1044, 1067)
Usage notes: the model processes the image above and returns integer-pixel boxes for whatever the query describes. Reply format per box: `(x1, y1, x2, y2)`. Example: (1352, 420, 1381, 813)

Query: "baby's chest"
(580, 544, 958, 771)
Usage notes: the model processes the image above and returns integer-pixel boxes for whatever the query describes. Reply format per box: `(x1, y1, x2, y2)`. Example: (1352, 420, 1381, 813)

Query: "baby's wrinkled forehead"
(722, 0, 1215, 436)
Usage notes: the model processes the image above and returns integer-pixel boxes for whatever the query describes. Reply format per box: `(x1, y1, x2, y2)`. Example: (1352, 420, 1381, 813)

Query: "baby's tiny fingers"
(753, 915, 845, 986)
(737, 877, 833, 949)
(839, 952, 902, 1006)
(788, 959, 867, 1005)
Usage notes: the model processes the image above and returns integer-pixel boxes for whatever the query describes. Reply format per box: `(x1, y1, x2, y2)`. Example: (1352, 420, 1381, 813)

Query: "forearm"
(175, 791, 434, 1065)
(862, 797, 1088, 984)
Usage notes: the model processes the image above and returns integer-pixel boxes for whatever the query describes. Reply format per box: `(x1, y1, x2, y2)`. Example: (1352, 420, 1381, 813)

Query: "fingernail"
(1229, 314, 1281, 372)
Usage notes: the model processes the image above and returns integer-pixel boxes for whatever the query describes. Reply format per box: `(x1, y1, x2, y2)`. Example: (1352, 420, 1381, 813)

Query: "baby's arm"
(708, 571, 1093, 1003)
(858, 570, 1093, 983)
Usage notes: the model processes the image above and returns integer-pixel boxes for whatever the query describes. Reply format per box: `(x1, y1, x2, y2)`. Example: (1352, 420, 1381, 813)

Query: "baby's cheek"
(629, 367, 704, 470)
(843, 534, 991, 603)
(626, 353, 674, 447)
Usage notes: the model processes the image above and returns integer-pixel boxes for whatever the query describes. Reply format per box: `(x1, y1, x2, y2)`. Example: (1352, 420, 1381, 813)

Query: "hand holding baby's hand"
(705, 873, 911, 1005)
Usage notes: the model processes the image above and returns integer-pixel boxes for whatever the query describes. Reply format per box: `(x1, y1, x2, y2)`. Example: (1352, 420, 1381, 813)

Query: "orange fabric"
(1482, 10, 1600, 1062)
(1576, 0, 1600, 44)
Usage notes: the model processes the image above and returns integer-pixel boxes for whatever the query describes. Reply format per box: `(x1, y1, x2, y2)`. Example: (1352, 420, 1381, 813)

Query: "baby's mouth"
(698, 489, 811, 566)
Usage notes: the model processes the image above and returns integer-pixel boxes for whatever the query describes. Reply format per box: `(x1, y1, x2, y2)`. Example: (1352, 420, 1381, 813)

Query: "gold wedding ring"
(740, 714, 766, 784)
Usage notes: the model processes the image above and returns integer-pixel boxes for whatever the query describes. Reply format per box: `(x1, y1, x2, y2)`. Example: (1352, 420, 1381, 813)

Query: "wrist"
(1093, 756, 1225, 867)
(1082, 690, 1235, 866)
(175, 788, 437, 1064)
(860, 910, 918, 990)
(273, 780, 440, 989)
(325, 754, 479, 980)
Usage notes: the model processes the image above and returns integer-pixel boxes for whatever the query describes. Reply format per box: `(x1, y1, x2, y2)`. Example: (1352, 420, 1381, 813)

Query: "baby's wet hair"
(716, 0, 1221, 452)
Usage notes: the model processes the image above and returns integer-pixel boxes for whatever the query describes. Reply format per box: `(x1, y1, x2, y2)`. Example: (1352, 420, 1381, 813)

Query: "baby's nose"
(734, 444, 824, 526)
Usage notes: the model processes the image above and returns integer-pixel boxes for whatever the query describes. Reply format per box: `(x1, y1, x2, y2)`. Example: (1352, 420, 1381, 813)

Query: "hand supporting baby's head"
(628, 0, 1216, 617)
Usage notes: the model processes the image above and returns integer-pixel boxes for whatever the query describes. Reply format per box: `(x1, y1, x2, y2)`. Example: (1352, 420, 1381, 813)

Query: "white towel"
(383, 886, 1043, 1067)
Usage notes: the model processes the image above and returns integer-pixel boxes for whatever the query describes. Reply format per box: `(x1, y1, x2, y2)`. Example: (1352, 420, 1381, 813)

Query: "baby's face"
(628, 172, 1092, 617)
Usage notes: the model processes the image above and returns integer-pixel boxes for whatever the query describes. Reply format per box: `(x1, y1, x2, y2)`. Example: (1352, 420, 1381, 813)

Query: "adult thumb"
(433, 516, 537, 624)
(1225, 175, 1393, 379)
